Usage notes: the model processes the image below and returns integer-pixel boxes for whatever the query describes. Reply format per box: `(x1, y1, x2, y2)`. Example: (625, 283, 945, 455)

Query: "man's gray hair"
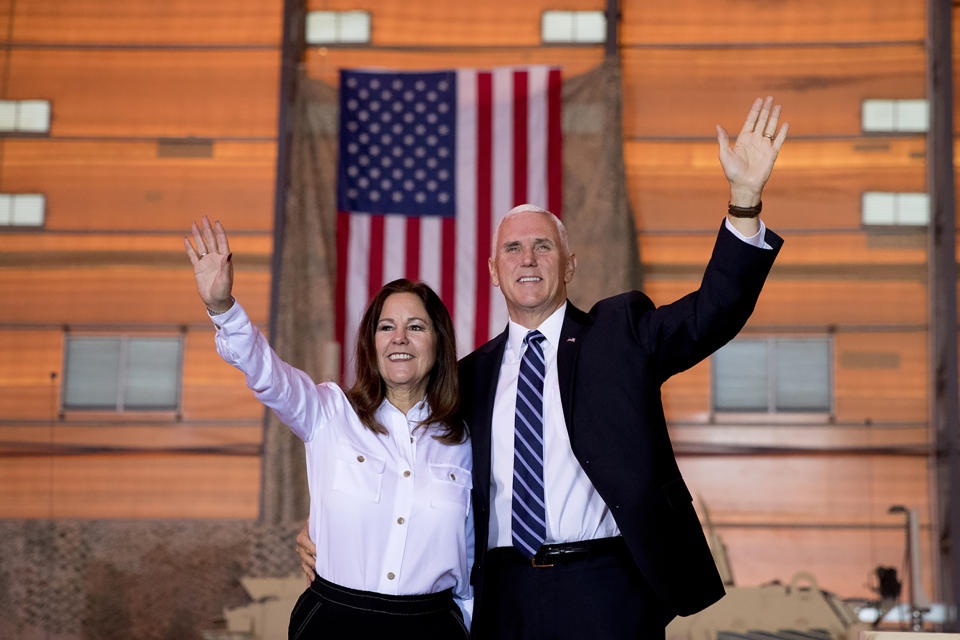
(492, 204, 570, 258)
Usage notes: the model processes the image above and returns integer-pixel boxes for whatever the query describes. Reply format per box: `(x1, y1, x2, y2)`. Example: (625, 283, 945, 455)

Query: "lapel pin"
(566, 337, 576, 342)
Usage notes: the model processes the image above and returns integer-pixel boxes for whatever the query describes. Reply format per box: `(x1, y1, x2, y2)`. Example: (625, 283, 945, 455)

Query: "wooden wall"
(0, 0, 942, 603)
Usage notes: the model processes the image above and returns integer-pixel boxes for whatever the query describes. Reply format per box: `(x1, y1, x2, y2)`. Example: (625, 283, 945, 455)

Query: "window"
(63, 336, 183, 411)
(861, 99, 928, 133)
(0, 194, 45, 227)
(862, 191, 929, 226)
(712, 337, 832, 413)
(0, 100, 51, 133)
(305, 11, 371, 44)
(541, 10, 606, 43)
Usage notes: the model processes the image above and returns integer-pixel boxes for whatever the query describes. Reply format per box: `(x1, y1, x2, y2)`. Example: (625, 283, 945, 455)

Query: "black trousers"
(472, 539, 669, 640)
(288, 573, 469, 640)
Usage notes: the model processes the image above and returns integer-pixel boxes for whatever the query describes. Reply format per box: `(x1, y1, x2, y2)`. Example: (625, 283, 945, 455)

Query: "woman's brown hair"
(346, 279, 465, 444)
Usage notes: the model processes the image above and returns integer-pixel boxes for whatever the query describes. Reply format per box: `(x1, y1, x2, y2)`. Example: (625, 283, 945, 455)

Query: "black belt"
(529, 536, 630, 568)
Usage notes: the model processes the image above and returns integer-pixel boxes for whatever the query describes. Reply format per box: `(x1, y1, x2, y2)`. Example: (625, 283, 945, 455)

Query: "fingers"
(763, 104, 781, 138)
(214, 220, 230, 254)
(772, 121, 789, 152)
(184, 236, 200, 266)
(200, 216, 218, 255)
(716, 124, 730, 152)
(301, 558, 315, 583)
(738, 97, 764, 138)
(191, 221, 207, 257)
(754, 95, 774, 136)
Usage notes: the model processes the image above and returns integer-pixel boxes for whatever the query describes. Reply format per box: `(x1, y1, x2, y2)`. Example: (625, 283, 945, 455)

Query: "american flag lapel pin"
(566, 337, 576, 343)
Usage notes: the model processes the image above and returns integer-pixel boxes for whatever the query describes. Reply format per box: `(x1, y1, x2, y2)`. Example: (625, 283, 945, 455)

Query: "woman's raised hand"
(184, 216, 234, 314)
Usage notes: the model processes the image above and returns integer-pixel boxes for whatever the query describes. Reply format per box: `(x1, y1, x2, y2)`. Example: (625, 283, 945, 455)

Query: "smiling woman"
(184, 217, 472, 639)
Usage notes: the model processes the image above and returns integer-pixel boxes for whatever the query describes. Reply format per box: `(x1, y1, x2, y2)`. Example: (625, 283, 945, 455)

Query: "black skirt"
(289, 573, 469, 640)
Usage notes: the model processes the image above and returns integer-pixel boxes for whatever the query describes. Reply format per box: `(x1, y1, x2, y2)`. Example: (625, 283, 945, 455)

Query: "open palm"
(717, 96, 788, 204)
(184, 216, 234, 313)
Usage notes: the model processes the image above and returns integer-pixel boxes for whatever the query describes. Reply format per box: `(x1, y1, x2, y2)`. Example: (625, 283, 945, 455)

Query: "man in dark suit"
(298, 96, 787, 637)
(462, 96, 787, 639)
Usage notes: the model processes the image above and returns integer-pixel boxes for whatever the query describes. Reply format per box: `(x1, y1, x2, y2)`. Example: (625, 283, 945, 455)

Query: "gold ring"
(762, 133, 774, 139)
(199, 252, 208, 257)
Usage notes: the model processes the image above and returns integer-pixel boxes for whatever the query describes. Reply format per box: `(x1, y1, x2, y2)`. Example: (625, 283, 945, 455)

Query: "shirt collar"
(377, 396, 430, 422)
(506, 301, 567, 357)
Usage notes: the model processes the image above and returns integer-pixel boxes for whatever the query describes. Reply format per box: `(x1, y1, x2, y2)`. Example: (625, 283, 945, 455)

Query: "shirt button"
(387, 572, 396, 580)
(449, 473, 456, 481)
(403, 470, 411, 478)
(357, 455, 365, 463)
(410, 436, 414, 443)
(397, 517, 405, 525)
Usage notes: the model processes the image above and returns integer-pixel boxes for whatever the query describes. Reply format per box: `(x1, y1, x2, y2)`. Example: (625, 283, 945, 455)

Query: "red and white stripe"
(336, 66, 562, 385)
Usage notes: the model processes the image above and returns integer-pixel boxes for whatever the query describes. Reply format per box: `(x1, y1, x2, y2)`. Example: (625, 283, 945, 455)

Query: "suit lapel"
(470, 328, 508, 507)
(557, 302, 590, 437)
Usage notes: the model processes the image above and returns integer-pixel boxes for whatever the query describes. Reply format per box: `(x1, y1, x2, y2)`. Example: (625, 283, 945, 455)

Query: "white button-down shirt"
(211, 302, 473, 623)
(488, 219, 769, 548)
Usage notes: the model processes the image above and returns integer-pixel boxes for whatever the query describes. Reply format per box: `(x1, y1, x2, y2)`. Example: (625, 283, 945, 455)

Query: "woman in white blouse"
(185, 217, 472, 639)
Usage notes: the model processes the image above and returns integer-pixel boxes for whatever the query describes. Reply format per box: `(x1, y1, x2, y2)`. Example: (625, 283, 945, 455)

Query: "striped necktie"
(512, 329, 547, 558)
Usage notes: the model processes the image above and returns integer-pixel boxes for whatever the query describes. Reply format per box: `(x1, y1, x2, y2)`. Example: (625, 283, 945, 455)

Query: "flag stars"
(338, 71, 457, 216)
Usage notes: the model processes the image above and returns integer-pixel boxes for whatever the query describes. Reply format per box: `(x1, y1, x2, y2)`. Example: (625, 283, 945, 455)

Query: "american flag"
(335, 66, 562, 383)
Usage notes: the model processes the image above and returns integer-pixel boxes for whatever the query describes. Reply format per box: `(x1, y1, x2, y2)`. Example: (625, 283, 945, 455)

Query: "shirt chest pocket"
(332, 444, 386, 503)
(428, 463, 471, 515)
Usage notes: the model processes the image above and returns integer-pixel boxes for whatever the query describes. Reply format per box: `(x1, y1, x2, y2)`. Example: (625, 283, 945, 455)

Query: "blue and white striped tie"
(512, 330, 547, 558)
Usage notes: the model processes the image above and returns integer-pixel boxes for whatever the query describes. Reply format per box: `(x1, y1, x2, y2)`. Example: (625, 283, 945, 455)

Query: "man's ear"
(565, 253, 577, 283)
(488, 256, 500, 287)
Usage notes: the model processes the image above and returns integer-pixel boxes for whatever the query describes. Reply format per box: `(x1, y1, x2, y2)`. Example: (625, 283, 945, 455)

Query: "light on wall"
(0, 100, 51, 133)
(0, 194, 46, 226)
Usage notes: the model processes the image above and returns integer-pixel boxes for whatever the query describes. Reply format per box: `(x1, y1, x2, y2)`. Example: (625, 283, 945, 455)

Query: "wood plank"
(0, 268, 270, 326)
(621, 45, 924, 138)
(0, 424, 261, 448)
(11, 0, 282, 46)
(306, 47, 605, 87)
(621, 0, 924, 45)
(181, 329, 272, 421)
(834, 332, 927, 423)
(639, 232, 927, 269)
(0, 330, 63, 420)
(8, 49, 279, 138)
(644, 279, 929, 327)
(670, 424, 929, 448)
(0, 454, 259, 518)
(1, 140, 276, 231)
(626, 138, 926, 231)
(679, 456, 928, 527)
(0, 232, 272, 257)
(308, 0, 603, 46)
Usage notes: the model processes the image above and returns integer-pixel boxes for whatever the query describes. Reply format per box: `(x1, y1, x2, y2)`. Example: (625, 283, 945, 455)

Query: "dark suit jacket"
(459, 223, 783, 618)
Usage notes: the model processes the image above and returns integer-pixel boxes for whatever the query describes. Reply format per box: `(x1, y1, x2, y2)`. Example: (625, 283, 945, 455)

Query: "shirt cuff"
(724, 217, 772, 250)
(206, 298, 243, 329)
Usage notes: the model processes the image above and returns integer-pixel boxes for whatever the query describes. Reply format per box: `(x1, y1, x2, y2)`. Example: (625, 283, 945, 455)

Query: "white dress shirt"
(211, 301, 474, 624)
(488, 219, 770, 548)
